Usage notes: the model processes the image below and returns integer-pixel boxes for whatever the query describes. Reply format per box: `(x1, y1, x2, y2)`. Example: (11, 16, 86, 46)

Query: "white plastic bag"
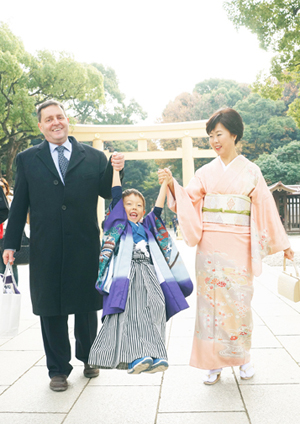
(0, 263, 21, 337)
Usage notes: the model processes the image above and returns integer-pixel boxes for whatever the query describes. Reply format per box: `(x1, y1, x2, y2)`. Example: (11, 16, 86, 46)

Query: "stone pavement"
(1, 235, 300, 424)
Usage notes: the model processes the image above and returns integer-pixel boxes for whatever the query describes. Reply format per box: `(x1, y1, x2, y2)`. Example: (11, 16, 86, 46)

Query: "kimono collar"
(218, 155, 240, 170)
(129, 221, 147, 243)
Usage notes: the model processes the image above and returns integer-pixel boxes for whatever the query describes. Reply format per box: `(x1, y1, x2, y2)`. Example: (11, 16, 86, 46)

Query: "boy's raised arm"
(158, 168, 175, 198)
(112, 168, 121, 187)
(155, 178, 168, 208)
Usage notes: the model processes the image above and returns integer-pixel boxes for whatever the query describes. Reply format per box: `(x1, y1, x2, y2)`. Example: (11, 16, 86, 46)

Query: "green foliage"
(224, 0, 300, 126)
(287, 97, 300, 127)
(0, 22, 105, 183)
(224, 0, 300, 60)
(235, 93, 300, 160)
(194, 79, 250, 112)
(251, 72, 300, 125)
(73, 63, 147, 125)
(159, 78, 300, 178)
(161, 79, 250, 124)
(255, 140, 300, 184)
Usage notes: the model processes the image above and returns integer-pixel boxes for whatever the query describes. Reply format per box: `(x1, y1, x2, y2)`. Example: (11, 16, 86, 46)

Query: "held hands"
(111, 152, 125, 171)
(284, 247, 294, 261)
(158, 168, 173, 185)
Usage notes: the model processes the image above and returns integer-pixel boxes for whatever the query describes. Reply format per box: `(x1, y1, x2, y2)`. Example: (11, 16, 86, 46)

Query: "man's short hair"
(37, 100, 67, 122)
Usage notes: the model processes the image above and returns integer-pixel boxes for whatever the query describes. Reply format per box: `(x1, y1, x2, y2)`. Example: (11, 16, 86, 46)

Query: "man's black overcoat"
(4, 137, 113, 316)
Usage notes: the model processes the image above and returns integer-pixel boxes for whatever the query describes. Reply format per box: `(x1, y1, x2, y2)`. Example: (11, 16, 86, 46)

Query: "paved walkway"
(1, 235, 300, 424)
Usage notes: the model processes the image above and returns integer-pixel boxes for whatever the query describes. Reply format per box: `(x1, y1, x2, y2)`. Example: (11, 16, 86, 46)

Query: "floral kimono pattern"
(167, 155, 290, 369)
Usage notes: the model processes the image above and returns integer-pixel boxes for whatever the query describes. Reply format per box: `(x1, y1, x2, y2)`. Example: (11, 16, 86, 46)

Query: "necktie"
(56, 145, 69, 180)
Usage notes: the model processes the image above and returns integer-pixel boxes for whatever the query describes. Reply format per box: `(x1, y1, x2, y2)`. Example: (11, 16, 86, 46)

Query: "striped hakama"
(88, 247, 168, 369)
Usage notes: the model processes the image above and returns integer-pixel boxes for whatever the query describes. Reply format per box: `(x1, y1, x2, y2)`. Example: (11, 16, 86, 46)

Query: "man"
(3, 100, 124, 392)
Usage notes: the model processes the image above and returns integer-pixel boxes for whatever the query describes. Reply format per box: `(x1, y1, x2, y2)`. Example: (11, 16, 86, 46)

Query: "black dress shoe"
(50, 375, 68, 392)
(84, 363, 99, 378)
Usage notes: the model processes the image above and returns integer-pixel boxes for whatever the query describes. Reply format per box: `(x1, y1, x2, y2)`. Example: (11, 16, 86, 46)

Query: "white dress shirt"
(48, 138, 72, 184)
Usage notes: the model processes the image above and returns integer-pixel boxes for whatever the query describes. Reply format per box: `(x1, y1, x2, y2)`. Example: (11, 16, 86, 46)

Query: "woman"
(159, 108, 294, 385)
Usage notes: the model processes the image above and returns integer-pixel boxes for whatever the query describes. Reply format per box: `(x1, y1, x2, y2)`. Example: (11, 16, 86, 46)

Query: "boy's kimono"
(96, 198, 193, 322)
(167, 155, 290, 369)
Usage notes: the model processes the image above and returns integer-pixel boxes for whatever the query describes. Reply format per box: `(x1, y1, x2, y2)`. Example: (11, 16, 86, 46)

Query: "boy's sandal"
(239, 363, 255, 380)
(203, 369, 222, 385)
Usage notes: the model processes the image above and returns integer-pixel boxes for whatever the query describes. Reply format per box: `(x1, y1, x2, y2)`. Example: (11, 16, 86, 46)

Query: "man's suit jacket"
(4, 136, 113, 316)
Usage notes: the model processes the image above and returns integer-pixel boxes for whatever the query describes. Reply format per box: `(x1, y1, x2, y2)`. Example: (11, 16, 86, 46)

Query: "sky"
(1, 0, 274, 124)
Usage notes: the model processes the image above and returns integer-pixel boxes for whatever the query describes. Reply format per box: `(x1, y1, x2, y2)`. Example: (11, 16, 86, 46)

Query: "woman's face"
(209, 123, 237, 158)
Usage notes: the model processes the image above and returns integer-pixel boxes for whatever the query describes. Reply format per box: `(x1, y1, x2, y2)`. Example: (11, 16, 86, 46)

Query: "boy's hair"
(122, 189, 146, 209)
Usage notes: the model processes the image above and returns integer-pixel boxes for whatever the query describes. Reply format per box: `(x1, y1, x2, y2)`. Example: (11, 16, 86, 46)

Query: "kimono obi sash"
(202, 193, 251, 227)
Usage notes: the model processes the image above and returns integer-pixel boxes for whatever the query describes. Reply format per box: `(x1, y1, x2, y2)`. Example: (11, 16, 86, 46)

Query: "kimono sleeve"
(250, 170, 290, 276)
(167, 169, 206, 247)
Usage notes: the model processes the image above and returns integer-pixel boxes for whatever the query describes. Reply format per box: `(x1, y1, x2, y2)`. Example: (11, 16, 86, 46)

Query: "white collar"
(218, 155, 240, 170)
(49, 138, 71, 153)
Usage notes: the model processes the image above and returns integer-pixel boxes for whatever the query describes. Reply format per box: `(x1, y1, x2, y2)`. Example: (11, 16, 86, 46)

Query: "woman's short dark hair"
(122, 189, 146, 209)
(206, 108, 244, 144)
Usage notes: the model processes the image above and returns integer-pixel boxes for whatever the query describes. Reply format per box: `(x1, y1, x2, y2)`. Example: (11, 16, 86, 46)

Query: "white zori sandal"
(203, 368, 222, 385)
(239, 362, 255, 380)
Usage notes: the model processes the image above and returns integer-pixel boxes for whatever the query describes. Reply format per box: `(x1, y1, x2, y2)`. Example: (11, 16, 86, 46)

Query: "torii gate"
(69, 119, 216, 223)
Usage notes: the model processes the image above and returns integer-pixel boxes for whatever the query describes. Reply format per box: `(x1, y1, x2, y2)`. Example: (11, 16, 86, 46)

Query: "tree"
(161, 92, 200, 123)
(255, 140, 300, 185)
(224, 0, 300, 69)
(72, 63, 147, 125)
(0, 23, 105, 184)
(193, 79, 250, 118)
(281, 81, 300, 110)
(224, 0, 300, 125)
(235, 93, 300, 160)
(161, 79, 250, 125)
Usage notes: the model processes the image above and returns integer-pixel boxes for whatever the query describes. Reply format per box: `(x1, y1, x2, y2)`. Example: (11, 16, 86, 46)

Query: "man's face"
(38, 105, 69, 145)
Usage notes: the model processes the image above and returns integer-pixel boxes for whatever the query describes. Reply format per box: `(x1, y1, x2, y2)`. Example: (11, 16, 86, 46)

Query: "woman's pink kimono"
(168, 155, 290, 369)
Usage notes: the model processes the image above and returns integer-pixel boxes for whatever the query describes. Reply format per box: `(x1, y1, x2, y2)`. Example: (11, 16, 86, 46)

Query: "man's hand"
(111, 152, 125, 171)
(3, 249, 15, 265)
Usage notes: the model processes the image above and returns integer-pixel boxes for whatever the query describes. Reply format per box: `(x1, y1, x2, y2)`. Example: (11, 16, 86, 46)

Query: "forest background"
(0, 0, 300, 221)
